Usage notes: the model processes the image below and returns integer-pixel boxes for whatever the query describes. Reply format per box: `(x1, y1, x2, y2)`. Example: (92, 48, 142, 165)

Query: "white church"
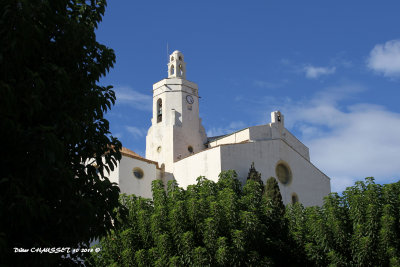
(109, 50, 331, 207)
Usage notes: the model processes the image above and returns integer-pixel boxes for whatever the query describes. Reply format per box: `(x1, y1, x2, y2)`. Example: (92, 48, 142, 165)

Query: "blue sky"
(96, 1, 400, 192)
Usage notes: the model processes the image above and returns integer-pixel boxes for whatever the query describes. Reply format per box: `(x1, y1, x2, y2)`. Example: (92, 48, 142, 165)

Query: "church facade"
(109, 50, 331, 206)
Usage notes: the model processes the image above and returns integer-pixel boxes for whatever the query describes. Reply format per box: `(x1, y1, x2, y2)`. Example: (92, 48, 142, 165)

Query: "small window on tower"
(157, 99, 162, 123)
(170, 64, 175, 75)
(179, 64, 183, 76)
(171, 56, 174, 62)
(188, 146, 193, 153)
(179, 56, 182, 61)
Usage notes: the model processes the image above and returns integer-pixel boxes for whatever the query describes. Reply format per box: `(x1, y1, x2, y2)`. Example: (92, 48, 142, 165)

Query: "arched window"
(157, 99, 162, 123)
(179, 64, 184, 76)
(170, 64, 175, 75)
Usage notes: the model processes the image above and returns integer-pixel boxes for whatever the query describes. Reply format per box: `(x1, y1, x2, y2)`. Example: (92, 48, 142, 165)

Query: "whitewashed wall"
(118, 155, 160, 199)
(173, 146, 222, 189)
(219, 140, 330, 207)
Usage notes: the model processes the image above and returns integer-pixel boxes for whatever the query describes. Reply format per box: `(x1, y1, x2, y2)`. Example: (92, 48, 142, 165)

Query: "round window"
(275, 162, 291, 185)
(133, 167, 144, 179)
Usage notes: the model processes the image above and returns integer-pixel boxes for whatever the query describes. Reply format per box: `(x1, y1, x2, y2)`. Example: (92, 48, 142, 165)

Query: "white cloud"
(281, 85, 400, 193)
(367, 39, 400, 77)
(114, 86, 152, 111)
(126, 126, 147, 139)
(303, 65, 336, 79)
(253, 80, 288, 89)
(207, 121, 246, 137)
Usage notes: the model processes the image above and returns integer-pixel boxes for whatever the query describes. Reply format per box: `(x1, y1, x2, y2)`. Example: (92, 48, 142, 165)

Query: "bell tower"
(146, 50, 207, 173)
(168, 51, 186, 79)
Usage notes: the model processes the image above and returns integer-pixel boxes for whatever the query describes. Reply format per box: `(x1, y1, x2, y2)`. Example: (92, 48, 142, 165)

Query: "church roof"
(207, 134, 228, 143)
(120, 147, 161, 169)
(120, 147, 141, 158)
(206, 127, 252, 143)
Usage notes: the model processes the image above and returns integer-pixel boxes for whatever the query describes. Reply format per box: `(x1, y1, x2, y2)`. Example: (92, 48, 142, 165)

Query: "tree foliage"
(89, 170, 299, 266)
(92, 170, 400, 266)
(286, 177, 400, 267)
(0, 0, 121, 265)
(247, 162, 262, 185)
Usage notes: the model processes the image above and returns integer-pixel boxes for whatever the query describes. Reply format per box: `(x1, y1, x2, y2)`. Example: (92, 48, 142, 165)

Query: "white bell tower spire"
(146, 50, 207, 174)
(168, 50, 186, 79)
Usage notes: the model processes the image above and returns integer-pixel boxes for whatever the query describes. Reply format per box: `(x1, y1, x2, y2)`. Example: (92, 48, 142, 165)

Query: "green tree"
(0, 0, 121, 265)
(89, 170, 297, 266)
(264, 177, 285, 217)
(379, 182, 400, 266)
(285, 203, 312, 266)
(287, 177, 400, 267)
(262, 177, 297, 266)
(247, 162, 262, 185)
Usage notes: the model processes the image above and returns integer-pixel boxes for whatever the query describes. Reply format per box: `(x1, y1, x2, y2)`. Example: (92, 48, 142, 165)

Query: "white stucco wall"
(173, 146, 222, 188)
(173, 138, 330, 206)
(208, 128, 250, 147)
(117, 155, 160, 199)
(219, 140, 330, 207)
(146, 77, 207, 173)
(208, 123, 309, 160)
(281, 128, 310, 160)
(249, 125, 270, 141)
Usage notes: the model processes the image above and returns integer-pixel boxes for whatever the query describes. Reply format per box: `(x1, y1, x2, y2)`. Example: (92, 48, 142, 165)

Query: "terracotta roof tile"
(120, 147, 141, 158)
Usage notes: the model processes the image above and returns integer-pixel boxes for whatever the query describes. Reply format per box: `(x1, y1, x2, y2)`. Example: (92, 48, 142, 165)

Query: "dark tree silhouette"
(0, 0, 121, 265)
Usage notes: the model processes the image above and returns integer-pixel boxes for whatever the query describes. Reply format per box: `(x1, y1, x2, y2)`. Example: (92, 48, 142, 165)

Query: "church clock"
(186, 95, 194, 104)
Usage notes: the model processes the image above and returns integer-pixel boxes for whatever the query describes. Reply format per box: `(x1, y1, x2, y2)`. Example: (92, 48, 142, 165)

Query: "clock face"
(186, 95, 194, 104)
